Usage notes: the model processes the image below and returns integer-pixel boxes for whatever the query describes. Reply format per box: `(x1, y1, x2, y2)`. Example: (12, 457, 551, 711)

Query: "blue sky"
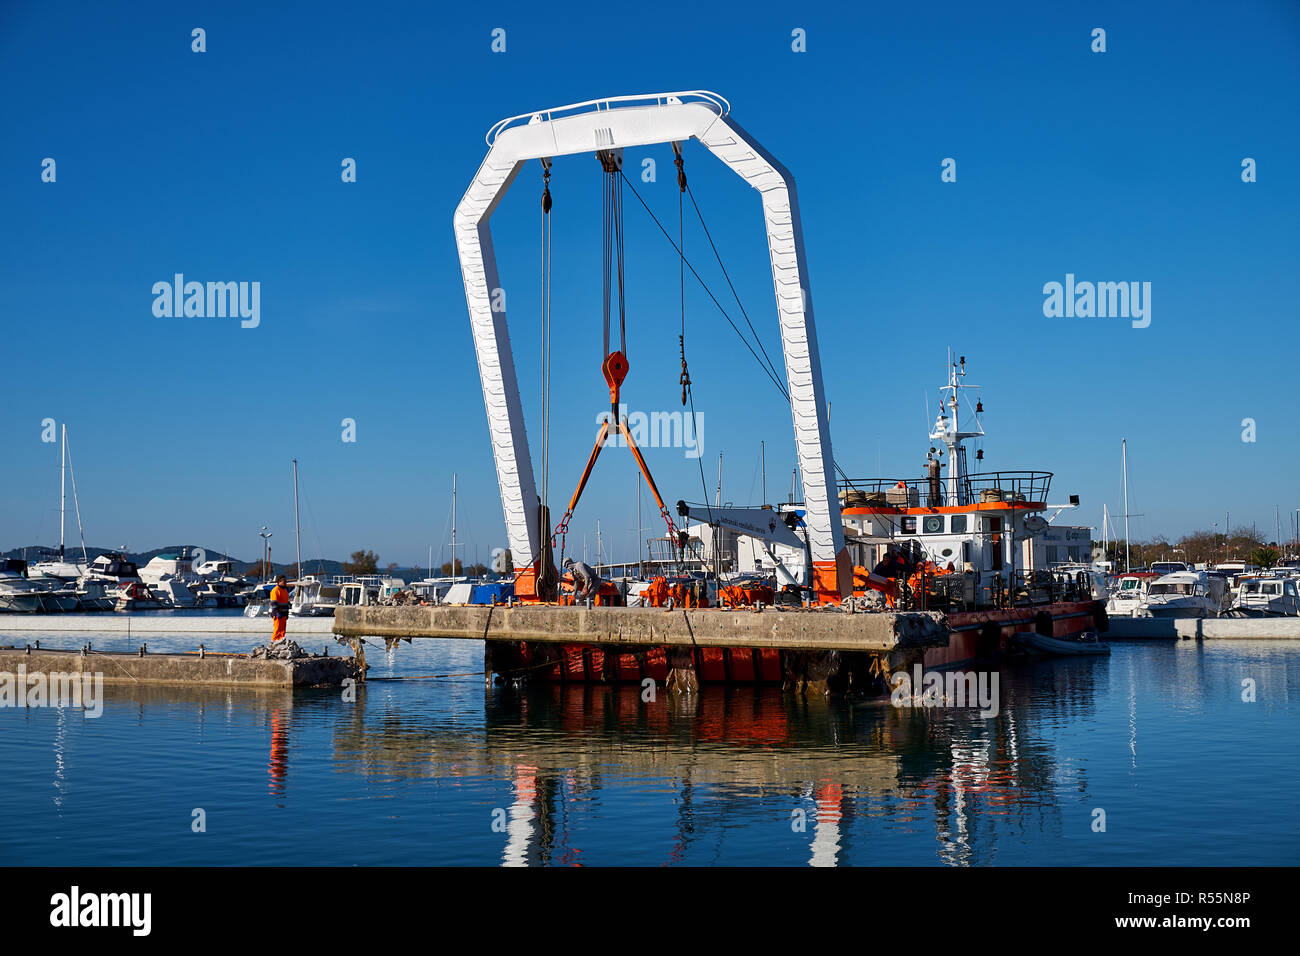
(2, 0, 1298, 566)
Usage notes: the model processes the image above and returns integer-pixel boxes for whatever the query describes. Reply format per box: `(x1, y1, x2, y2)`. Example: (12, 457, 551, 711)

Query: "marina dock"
(1107, 617, 1300, 640)
(332, 604, 945, 651)
(0, 614, 335, 636)
(333, 604, 946, 692)
(0, 645, 360, 689)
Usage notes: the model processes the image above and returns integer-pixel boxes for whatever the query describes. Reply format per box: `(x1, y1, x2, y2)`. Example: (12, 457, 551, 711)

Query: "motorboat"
(150, 576, 209, 608)
(36, 584, 81, 613)
(243, 582, 275, 617)
(84, 552, 144, 586)
(192, 559, 250, 607)
(1232, 574, 1300, 617)
(410, 576, 461, 604)
(1137, 570, 1224, 619)
(1105, 571, 1162, 618)
(0, 559, 49, 613)
(291, 576, 342, 616)
(338, 578, 382, 608)
(139, 551, 205, 606)
(109, 580, 163, 611)
(75, 578, 115, 612)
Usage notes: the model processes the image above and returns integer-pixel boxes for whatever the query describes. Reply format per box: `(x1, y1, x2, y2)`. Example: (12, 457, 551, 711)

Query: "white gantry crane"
(453, 91, 850, 602)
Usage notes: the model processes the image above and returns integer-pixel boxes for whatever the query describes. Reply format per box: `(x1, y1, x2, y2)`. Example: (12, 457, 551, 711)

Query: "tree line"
(1096, 526, 1291, 570)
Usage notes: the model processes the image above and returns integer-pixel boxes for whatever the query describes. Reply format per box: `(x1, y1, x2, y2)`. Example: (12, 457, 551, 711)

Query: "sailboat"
(29, 425, 88, 584)
(27, 425, 91, 611)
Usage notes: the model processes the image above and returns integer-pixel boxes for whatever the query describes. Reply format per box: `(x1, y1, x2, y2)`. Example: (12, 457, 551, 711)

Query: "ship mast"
(1122, 439, 1130, 572)
(929, 353, 983, 506)
(59, 424, 67, 561)
(292, 458, 302, 581)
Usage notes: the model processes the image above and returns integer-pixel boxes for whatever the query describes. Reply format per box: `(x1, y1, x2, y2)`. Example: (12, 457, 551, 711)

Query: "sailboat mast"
(1101, 503, 1109, 568)
(292, 458, 301, 581)
(65, 430, 89, 566)
(451, 473, 458, 579)
(59, 424, 67, 561)
(1121, 439, 1130, 572)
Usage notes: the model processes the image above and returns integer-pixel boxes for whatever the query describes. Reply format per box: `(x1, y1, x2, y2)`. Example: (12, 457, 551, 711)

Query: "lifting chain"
(679, 334, 691, 406)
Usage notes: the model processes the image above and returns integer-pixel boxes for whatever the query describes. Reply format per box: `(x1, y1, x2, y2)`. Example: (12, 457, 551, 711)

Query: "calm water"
(2, 626, 1297, 866)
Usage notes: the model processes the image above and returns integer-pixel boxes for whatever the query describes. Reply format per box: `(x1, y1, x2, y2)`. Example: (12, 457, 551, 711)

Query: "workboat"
(1137, 570, 1225, 619)
(837, 356, 1109, 668)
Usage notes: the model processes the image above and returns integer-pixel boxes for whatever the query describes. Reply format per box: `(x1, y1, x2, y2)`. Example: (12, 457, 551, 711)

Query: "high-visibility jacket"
(270, 584, 291, 620)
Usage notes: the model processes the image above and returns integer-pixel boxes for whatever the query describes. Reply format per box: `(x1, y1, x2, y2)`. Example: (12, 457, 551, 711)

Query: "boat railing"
(838, 471, 1052, 508)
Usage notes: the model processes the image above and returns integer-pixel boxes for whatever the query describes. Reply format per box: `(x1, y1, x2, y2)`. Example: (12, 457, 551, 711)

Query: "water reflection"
(11, 652, 1121, 865)
(8, 641, 1295, 865)
(322, 659, 1111, 866)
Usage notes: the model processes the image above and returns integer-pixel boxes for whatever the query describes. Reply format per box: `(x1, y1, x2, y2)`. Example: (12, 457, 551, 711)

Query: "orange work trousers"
(272, 615, 287, 643)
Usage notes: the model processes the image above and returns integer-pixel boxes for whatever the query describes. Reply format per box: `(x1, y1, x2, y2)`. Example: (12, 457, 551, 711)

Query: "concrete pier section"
(0, 646, 361, 689)
(1107, 617, 1300, 640)
(333, 604, 946, 652)
(0, 614, 335, 636)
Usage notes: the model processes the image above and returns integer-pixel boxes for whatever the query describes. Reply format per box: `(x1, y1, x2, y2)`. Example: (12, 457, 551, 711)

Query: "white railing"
(486, 90, 730, 145)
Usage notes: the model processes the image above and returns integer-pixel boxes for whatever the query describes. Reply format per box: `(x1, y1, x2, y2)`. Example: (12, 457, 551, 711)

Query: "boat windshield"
(1150, 583, 1195, 595)
(1120, 578, 1144, 591)
(1245, 582, 1281, 596)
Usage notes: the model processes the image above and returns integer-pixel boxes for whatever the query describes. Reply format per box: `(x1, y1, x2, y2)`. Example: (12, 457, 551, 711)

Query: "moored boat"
(1137, 570, 1224, 619)
(1017, 629, 1111, 656)
(838, 355, 1109, 668)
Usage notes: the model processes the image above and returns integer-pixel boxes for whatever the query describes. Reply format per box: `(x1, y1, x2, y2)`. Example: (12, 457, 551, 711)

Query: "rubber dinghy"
(1019, 630, 1111, 656)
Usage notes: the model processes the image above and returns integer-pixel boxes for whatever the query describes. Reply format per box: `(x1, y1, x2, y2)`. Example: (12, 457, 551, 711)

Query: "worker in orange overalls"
(270, 574, 291, 643)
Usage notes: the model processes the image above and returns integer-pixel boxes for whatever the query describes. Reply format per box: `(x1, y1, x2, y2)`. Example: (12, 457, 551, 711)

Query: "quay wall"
(333, 604, 946, 652)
